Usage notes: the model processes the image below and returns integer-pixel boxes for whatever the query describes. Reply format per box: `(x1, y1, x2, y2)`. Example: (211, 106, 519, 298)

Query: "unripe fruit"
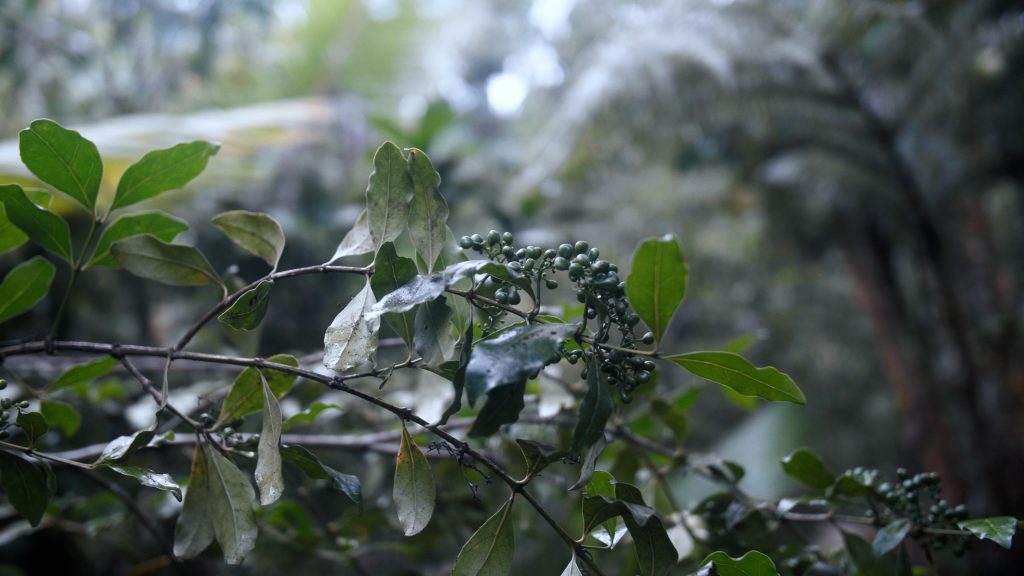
(641, 332, 655, 345)
(574, 241, 589, 254)
(502, 232, 514, 244)
(471, 233, 484, 245)
(553, 257, 569, 270)
(487, 230, 500, 244)
(557, 244, 573, 258)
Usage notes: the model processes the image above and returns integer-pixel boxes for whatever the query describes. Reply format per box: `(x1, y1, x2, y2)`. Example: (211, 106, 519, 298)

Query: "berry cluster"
(0, 379, 30, 440)
(458, 231, 657, 402)
(874, 468, 971, 555)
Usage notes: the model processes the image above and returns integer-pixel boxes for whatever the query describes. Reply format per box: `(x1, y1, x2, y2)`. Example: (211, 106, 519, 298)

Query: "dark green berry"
(459, 236, 473, 249)
(471, 233, 484, 245)
(508, 291, 521, 305)
(574, 241, 589, 254)
(543, 249, 556, 261)
(545, 279, 559, 290)
(553, 257, 570, 270)
(502, 232, 514, 244)
(558, 243, 573, 258)
(487, 230, 500, 245)
(568, 263, 583, 277)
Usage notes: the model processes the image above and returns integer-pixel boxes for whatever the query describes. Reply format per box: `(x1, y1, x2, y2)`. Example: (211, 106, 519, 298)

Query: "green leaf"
(830, 468, 879, 497)
(280, 445, 361, 505)
(323, 280, 380, 371)
(50, 355, 118, 392)
(173, 443, 257, 565)
(873, 518, 912, 557)
(326, 209, 375, 263)
(15, 412, 48, 446)
(668, 351, 805, 404)
(394, 425, 435, 536)
(568, 435, 606, 491)
(572, 354, 612, 452)
(366, 142, 411, 248)
(414, 296, 456, 367)
(516, 439, 570, 477)
(468, 381, 526, 437)
(370, 242, 418, 348)
(586, 483, 676, 576)
(369, 260, 500, 321)
(218, 280, 273, 331)
(700, 550, 780, 576)
(650, 398, 687, 442)
(111, 141, 220, 211)
(255, 373, 284, 506)
(452, 499, 515, 576)
(87, 211, 189, 268)
(0, 256, 56, 324)
(108, 464, 182, 501)
(465, 323, 576, 407)
(0, 451, 51, 527)
(39, 401, 80, 437)
(625, 235, 687, 344)
(407, 148, 449, 271)
(93, 429, 156, 465)
(842, 531, 905, 575)
(958, 517, 1018, 549)
(780, 448, 834, 490)
(559, 557, 585, 576)
(0, 203, 28, 255)
(111, 234, 223, 291)
(282, 402, 343, 431)
(19, 119, 103, 212)
(584, 470, 619, 544)
(212, 210, 286, 269)
(0, 185, 72, 262)
(438, 317, 473, 425)
(215, 354, 299, 427)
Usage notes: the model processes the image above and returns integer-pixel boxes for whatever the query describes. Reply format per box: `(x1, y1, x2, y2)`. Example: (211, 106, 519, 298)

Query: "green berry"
(0, 379, 6, 391)
(487, 230, 500, 244)
(508, 291, 521, 305)
(558, 244, 573, 258)
(574, 241, 589, 254)
(524, 258, 536, 270)
(545, 279, 559, 290)
(553, 257, 569, 270)
(471, 233, 484, 245)
(507, 261, 522, 272)
(502, 232, 514, 244)
(641, 332, 655, 345)
(543, 249, 556, 261)
(568, 263, 583, 277)
(17, 401, 29, 410)
(588, 248, 600, 260)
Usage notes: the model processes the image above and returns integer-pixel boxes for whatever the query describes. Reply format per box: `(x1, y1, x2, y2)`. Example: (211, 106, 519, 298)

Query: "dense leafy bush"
(0, 121, 1017, 574)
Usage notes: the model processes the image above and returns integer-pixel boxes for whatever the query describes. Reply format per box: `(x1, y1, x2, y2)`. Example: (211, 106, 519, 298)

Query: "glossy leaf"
(394, 426, 435, 536)
(780, 448, 834, 490)
(280, 445, 361, 505)
(0, 203, 28, 254)
(323, 280, 379, 371)
(452, 499, 515, 576)
(366, 142, 410, 248)
(569, 435, 607, 491)
(700, 550, 780, 576)
(585, 470, 619, 545)
(50, 355, 118, 392)
(111, 141, 220, 211)
(39, 401, 80, 437)
(212, 210, 286, 268)
(584, 483, 676, 576)
(111, 234, 224, 291)
(108, 464, 182, 501)
(370, 242, 418, 347)
(668, 351, 805, 404)
(19, 119, 102, 212)
(174, 446, 215, 559)
(93, 429, 156, 465)
(516, 439, 570, 477)
(15, 412, 48, 446)
(958, 517, 1018, 549)
(572, 354, 612, 452)
(414, 296, 456, 367)
(87, 211, 189, 268)
(255, 373, 284, 505)
(0, 256, 56, 324)
(326, 209, 375, 263)
(872, 518, 912, 557)
(625, 235, 687, 344)
(407, 148, 449, 271)
(0, 451, 50, 526)
(282, 402, 343, 431)
(215, 354, 299, 427)
(368, 259, 498, 320)
(559, 557, 585, 576)
(466, 323, 576, 407)
(0, 185, 72, 262)
(438, 318, 473, 425)
(218, 280, 273, 331)
(468, 381, 526, 437)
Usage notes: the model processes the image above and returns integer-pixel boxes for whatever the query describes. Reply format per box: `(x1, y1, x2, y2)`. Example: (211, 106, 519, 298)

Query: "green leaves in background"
(0, 203, 28, 254)
(107, 464, 182, 501)
(626, 235, 687, 344)
(582, 482, 676, 576)
(219, 280, 273, 331)
(394, 425, 435, 536)
(0, 185, 72, 262)
(668, 351, 805, 404)
(407, 148, 449, 271)
(15, 412, 49, 446)
(370, 242, 418, 348)
(326, 209, 374, 263)
(111, 141, 220, 211)
(19, 119, 102, 212)
(780, 448, 834, 490)
(323, 280, 379, 371)
(282, 402, 342, 431)
(215, 354, 299, 427)
(452, 498, 515, 576)
(255, 373, 284, 506)
(465, 323, 576, 407)
(212, 210, 286, 269)
(700, 550, 780, 576)
(111, 234, 223, 291)
(571, 353, 612, 452)
(650, 398, 687, 442)
(872, 518, 912, 557)
(173, 443, 257, 565)
(958, 517, 1019, 549)
(50, 355, 118, 392)
(366, 142, 410, 248)
(0, 451, 51, 526)
(0, 256, 55, 324)
(87, 211, 188, 268)
(281, 445, 361, 505)
(39, 401, 80, 437)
